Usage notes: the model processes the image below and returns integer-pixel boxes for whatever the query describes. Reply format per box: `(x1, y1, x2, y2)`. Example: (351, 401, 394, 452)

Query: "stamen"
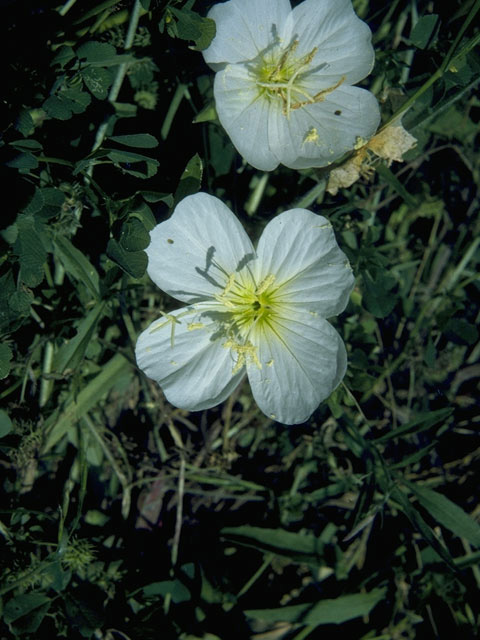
(255, 274, 275, 295)
(256, 42, 344, 119)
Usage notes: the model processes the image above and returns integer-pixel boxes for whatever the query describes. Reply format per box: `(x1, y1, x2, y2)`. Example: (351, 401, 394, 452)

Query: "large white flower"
(135, 193, 354, 425)
(202, 0, 381, 171)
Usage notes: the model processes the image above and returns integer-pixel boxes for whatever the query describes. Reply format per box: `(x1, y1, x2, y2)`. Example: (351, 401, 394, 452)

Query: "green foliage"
(1, 0, 479, 639)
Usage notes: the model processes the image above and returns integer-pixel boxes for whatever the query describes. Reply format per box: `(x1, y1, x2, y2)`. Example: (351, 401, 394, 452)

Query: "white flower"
(135, 193, 354, 425)
(202, 0, 380, 171)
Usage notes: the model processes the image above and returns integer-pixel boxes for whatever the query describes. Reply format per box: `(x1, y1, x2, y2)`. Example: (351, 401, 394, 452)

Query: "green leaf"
(246, 588, 386, 625)
(107, 239, 148, 278)
(140, 191, 174, 206)
(106, 149, 159, 179)
(53, 236, 100, 300)
(376, 407, 453, 442)
(38, 187, 66, 220)
(169, 7, 216, 50)
(109, 133, 159, 148)
(410, 14, 439, 49)
(42, 353, 131, 451)
(376, 164, 417, 208)
(362, 270, 397, 318)
(120, 217, 150, 252)
(54, 302, 106, 374)
(22, 187, 45, 216)
(142, 580, 190, 603)
(221, 526, 323, 563)
(0, 408, 13, 437)
(82, 67, 113, 100)
(130, 201, 157, 231)
(0, 344, 13, 380)
(43, 95, 72, 120)
(51, 45, 76, 68)
(76, 41, 117, 64)
(390, 487, 455, 569)
(3, 593, 51, 625)
(174, 153, 203, 204)
(406, 482, 480, 547)
(43, 89, 91, 120)
(9, 139, 43, 152)
(443, 317, 479, 345)
(9, 290, 33, 315)
(6, 152, 39, 170)
(14, 215, 47, 287)
(15, 110, 35, 136)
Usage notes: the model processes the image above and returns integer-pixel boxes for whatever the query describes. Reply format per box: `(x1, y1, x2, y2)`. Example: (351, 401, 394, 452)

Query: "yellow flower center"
(215, 272, 280, 373)
(255, 40, 345, 118)
(217, 273, 278, 335)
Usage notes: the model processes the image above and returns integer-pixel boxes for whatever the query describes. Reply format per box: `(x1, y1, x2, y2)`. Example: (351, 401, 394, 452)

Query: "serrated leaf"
(43, 95, 73, 120)
(107, 239, 147, 278)
(38, 187, 66, 220)
(62, 88, 92, 114)
(130, 201, 157, 231)
(6, 152, 39, 170)
(14, 215, 47, 287)
(15, 110, 34, 136)
(4, 593, 51, 625)
(362, 270, 397, 318)
(9, 139, 43, 152)
(76, 41, 117, 63)
(109, 133, 159, 148)
(9, 290, 33, 315)
(54, 236, 100, 300)
(140, 191, 174, 206)
(410, 14, 439, 49)
(106, 149, 159, 179)
(407, 482, 480, 547)
(444, 317, 479, 345)
(0, 408, 13, 437)
(169, 7, 216, 50)
(0, 344, 13, 380)
(43, 90, 91, 120)
(22, 187, 45, 215)
(120, 217, 150, 252)
(246, 588, 386, 625)
(51, 45, 76, 68)
(82, 67, 113, 100)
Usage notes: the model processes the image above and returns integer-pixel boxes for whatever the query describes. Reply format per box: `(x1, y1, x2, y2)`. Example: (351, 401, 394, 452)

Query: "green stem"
(380, 1, 480, 130)
(88, 0, 143, 163)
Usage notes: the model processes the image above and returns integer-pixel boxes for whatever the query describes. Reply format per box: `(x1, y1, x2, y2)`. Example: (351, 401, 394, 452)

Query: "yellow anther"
(222, 273, 236, 296)
(255, 274, 275, 295)
(187, 322, 205, 331)
(303, 127, 319, 145)
(223, 339, 261, 373)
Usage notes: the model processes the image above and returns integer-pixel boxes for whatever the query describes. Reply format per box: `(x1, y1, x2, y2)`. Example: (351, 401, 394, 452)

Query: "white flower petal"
(203, 0, 292, 66)
(255, 209, 354, 317)
(213, 66, 279, 171)
(289, 0, 375, 84)
(135, 306, 243, 411)
(267, 85, 380, 169)
(247, 311, 347, 424)
(146, 193, 255, 303)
